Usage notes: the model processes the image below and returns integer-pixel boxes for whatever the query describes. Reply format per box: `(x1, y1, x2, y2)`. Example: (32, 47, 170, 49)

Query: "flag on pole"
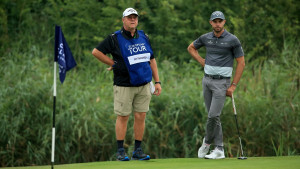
(52, 25, 76, 169)
(54, 25, 77, 83)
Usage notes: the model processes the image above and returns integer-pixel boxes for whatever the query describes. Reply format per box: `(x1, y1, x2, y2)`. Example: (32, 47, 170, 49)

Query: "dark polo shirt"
(96, 27, 154, 86)
(193, 29, 244, 77)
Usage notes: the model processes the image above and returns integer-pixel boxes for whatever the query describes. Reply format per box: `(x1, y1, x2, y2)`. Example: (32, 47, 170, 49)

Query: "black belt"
(205, 73, 230, 79)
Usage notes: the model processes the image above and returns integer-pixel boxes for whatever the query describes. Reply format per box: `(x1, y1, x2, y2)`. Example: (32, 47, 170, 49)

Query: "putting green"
(4, 156, 300, 169)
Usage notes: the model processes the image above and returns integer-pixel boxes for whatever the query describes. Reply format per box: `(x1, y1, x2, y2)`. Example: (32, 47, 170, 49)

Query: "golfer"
(187, 11, 245, 159)
(92, 7, 161, 161)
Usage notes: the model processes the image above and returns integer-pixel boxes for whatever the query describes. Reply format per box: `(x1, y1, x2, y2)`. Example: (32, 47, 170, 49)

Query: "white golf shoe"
(205, 147, 225, 159)
(198, 138, 210, 158)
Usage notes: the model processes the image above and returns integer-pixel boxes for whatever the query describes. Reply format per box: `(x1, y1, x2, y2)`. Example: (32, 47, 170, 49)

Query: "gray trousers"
(202, 76, 231, 147)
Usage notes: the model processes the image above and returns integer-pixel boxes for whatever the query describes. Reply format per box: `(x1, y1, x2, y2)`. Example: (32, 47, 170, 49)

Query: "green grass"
(4, 156, 300, 169)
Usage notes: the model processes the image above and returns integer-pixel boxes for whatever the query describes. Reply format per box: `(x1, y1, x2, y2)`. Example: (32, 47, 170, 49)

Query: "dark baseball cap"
(210, 11, 225, 20)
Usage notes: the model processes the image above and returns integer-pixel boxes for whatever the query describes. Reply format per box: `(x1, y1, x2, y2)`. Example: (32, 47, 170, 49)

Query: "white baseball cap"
(123, 8, 139, 17)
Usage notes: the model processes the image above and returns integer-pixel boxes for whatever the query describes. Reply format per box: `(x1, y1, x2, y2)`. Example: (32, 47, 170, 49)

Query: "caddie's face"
(122, 14, 138, 31)
(210, 18, 226, 33)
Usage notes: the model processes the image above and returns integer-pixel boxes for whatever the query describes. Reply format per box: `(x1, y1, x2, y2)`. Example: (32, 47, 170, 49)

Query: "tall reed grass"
(0, 42, 299, 167)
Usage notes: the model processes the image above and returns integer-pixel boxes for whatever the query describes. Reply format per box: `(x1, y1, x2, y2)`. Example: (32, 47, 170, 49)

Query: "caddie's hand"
(226, 85, 236, 97)
(107, 66, 113, 71)
(154, 83, 162, 96)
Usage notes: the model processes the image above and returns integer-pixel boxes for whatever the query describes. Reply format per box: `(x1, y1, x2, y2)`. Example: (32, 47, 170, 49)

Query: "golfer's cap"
(123, 8, 138, 17)
(210, 11, 225, 21)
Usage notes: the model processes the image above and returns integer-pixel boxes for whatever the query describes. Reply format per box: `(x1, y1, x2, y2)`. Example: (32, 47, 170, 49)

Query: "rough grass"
(0, 36, 299, 167)
(0, 46, 299, 166)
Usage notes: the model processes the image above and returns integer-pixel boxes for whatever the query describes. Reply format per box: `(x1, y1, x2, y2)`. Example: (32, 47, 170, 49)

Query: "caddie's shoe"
(205, 147, 225, 159)
(132, 148, 150, 160)
(116, 148, 129, 161)
(198, 138, 210, 158)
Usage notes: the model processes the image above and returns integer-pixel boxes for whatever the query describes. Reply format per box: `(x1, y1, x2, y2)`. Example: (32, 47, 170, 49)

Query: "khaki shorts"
(113, 83, 152, 116)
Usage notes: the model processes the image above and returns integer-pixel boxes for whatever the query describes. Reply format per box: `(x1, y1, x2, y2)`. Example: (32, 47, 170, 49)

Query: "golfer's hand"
(153, 84, 161, 96)
(226, 85, 236, 97)
(107, 66, 113, 71)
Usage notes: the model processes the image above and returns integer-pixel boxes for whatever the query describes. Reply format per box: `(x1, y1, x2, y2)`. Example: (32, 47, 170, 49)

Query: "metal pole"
(51, 62, 57, 168)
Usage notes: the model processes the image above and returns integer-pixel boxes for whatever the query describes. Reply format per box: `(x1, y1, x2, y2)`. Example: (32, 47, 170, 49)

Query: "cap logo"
(128, 9, 136, 13)
(213, 11, 223, 16)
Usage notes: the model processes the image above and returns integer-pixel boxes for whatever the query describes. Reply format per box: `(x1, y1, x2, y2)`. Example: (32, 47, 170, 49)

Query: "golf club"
(231, 94, 247, 160)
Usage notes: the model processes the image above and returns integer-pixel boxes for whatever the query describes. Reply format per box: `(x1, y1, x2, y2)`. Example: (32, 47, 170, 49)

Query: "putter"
(231, 94, 247, 160)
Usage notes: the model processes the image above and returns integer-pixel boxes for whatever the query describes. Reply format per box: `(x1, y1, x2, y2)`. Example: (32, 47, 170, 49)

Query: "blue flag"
(54, 25, 77, 83)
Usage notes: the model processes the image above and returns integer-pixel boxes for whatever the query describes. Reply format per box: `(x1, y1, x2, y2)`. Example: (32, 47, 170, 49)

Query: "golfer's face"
(210, 19, 226, 33)
(123, 14, 138, 30)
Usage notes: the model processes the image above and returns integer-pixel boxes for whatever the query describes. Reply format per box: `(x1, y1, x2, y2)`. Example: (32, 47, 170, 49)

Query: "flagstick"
(51, 62, 57, 169)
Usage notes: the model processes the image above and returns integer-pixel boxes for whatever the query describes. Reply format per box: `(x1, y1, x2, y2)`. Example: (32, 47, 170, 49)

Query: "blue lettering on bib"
(115, 30, 153, 86)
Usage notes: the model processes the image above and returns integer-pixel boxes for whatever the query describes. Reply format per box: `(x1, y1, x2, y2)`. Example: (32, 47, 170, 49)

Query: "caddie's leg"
(132, 83, 151, 147)
(114, 85, 133, 145)
(132, 112, 150, 160)
(116, 115, 130, 141)
(130, 84, 151, 160)
(134, 112, 146, 142)
(115, 115, 130, 161)
(113, 85, 134, 161)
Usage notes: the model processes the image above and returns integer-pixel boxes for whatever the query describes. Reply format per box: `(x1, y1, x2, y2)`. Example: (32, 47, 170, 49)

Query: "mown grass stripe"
(3, 156, 300, 169)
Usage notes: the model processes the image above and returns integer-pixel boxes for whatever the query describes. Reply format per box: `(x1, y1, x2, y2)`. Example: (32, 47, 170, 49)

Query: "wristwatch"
(155, 81, 161, 85)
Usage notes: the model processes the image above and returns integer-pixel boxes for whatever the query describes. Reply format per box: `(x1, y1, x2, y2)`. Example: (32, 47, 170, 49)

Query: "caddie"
(92, 7, 161, 161)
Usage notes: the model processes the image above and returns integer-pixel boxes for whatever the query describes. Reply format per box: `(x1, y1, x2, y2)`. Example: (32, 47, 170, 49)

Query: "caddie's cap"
(123, 8, 139, 17)
(210, 11, 225, 20)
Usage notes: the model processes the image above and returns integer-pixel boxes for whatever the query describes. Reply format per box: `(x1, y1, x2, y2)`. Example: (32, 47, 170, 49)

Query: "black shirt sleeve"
(96, 34, 115, 55)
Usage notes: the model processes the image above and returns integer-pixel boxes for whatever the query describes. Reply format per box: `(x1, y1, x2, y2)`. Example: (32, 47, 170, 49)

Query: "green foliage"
(2, 0, 298, 62)
(0, 0, 299, 167)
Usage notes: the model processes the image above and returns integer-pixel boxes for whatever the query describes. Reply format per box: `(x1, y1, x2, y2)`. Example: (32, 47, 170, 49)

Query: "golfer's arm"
(187, 43, 205, 67)
(92, 48, 114, 66)
(150, 58, 160, 82)
(232, 56, 245, 85)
